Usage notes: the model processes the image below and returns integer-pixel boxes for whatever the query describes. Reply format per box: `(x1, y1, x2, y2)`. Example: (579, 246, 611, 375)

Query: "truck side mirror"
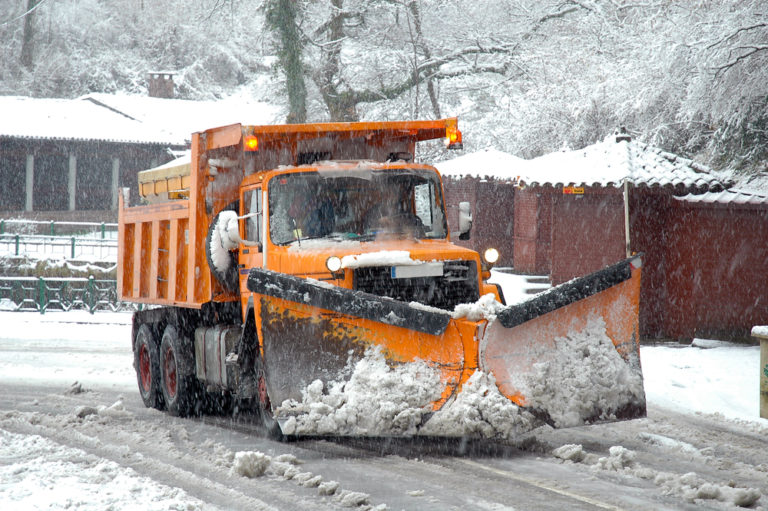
(458, 201, 472, 241)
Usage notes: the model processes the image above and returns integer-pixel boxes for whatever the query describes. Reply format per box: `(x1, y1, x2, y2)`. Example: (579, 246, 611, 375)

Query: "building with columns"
(0, 93, 280, 221)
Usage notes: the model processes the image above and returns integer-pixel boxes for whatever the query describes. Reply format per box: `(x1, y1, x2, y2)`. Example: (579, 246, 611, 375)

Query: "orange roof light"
(244, 135, 259, 151)
(445, 125, 463, 150)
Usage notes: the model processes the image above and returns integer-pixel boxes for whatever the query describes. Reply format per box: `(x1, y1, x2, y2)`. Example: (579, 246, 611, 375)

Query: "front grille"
(353, 260, 479, 311)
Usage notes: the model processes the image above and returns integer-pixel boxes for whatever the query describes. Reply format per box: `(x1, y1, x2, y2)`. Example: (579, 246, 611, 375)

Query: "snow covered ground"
(1, 273, 767, 509)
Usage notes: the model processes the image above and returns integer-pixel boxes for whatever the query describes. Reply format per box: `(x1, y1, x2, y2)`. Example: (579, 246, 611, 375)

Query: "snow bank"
(641, 344, 762, 422)
(552, 443, 763, 508)
(509, 316, 645, 428)
(0, 429, 209, 510)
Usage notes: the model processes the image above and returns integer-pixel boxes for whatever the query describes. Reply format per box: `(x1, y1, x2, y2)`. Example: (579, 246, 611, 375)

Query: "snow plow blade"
(481, 255, 646, 428)
(246, 255, 645, 437)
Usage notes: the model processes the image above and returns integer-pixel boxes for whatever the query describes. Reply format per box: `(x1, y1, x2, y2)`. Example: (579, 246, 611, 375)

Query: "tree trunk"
(20, 0, 40, 69)
(266, 0, 307, 123)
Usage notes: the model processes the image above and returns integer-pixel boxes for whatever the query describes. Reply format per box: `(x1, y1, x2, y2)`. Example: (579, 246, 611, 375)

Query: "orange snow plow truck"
(118, 118, 646, 438)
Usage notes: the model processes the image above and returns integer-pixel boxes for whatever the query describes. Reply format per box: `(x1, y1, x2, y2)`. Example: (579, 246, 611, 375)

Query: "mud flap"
(480, 255, 647, 428)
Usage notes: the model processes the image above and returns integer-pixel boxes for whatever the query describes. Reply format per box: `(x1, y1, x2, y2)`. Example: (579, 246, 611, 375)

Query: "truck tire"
(160, 325, 197, 417)
(134, 324, 163, 410)
(255, 367, 284, 440)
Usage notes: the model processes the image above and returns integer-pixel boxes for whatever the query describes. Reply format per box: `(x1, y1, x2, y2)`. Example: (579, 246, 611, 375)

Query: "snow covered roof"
(435, 148, 524, 180)
(82, 92, 281, 144)
(0, 96, 178, 145)
(0, 93, 281, 146)
(675, 188, 768, 206)
(517, 135, 733, 192)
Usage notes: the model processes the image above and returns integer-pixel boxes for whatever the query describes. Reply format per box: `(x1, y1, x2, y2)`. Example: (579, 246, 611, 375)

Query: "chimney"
(148, 71, 175, 99)
(615, 126, 631, 143)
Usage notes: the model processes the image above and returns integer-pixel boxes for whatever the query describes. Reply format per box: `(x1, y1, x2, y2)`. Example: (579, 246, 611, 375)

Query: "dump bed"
(117, 119, 464, 308)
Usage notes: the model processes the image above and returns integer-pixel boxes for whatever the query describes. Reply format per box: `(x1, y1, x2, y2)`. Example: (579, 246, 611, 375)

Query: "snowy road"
(1, 311, 767, 510)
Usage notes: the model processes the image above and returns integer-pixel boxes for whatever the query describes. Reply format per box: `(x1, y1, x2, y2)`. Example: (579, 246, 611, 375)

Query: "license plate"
(391, 262, 444, 279)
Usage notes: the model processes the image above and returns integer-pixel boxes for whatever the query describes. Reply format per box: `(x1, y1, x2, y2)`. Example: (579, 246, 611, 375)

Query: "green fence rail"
(0, 277, 133, 314)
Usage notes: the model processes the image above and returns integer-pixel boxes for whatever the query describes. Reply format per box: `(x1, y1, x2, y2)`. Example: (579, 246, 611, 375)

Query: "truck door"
(239, 185, 264, 295)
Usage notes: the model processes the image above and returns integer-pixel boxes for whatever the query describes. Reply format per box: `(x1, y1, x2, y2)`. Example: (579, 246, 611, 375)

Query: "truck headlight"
(483, 248, 500, 266)
(326, 256, 342, 273)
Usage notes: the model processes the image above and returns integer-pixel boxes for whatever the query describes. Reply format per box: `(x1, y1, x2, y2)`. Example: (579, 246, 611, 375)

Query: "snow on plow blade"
(246, 255, 645, 437)
(481, 255, 647, 428)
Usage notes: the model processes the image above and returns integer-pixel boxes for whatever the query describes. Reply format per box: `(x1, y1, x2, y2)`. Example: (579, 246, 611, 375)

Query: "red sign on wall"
(563, 186, 585, 195)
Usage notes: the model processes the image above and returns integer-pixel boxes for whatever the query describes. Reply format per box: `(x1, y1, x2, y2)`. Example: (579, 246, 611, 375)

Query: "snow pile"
(513, 316, 645, 428)
(552, 443, 763, 508)
(551, 444, 587, 463)
(228, 450, 377, 507)
(0, 429, 208, 510)
(452, 293, 504, 321)
(231, 451, 270, 478)
(420, 371, 540, 439)
(276, 346, 443, 436)
(656, 472, 762, 508)
(594, 445, 637, 471)
(277, 346, 543, 439)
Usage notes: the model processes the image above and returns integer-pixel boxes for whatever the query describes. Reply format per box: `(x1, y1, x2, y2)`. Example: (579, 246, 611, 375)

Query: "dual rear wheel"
(134, 323, 196, 416)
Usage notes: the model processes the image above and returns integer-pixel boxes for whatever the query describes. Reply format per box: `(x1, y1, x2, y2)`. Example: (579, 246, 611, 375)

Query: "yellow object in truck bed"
(138, 157, 191, 202)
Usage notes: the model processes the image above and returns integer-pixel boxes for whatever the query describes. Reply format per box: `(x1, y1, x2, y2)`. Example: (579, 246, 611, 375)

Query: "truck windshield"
(268, 169, 447, 245)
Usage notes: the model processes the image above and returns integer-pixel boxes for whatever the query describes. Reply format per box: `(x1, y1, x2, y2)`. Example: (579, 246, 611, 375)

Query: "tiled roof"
(675, 189, 768, 205)
(516, 135, 733, 193)
(435, 148, 524, 180)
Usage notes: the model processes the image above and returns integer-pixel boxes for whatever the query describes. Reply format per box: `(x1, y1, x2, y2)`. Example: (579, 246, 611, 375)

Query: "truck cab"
(231, 161, 493, 316)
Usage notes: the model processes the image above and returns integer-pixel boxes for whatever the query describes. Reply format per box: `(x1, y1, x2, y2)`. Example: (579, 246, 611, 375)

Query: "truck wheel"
(257, 373, 284, 440)
(134, 324, 163, 410)
(160, 325, 196, 417)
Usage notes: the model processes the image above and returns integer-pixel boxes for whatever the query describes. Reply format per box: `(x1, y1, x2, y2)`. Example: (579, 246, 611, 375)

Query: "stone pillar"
(68, 152, 77, 211)
(25, 154, 34, 211)
(111, 157, 120, 210)
(755, 329, 768, 419)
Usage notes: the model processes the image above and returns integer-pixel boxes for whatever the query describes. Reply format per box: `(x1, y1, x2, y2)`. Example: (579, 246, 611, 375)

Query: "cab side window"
(243, 187, 262, 248)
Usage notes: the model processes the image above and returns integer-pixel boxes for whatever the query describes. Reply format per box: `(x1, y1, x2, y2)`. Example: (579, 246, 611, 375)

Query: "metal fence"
(0, 277, 133, 314)
(0, 219, 118, 262)
(0, 234, 118, 261)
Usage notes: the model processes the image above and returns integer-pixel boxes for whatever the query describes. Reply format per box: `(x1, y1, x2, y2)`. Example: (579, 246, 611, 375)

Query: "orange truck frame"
(118, 118, 646, 437)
